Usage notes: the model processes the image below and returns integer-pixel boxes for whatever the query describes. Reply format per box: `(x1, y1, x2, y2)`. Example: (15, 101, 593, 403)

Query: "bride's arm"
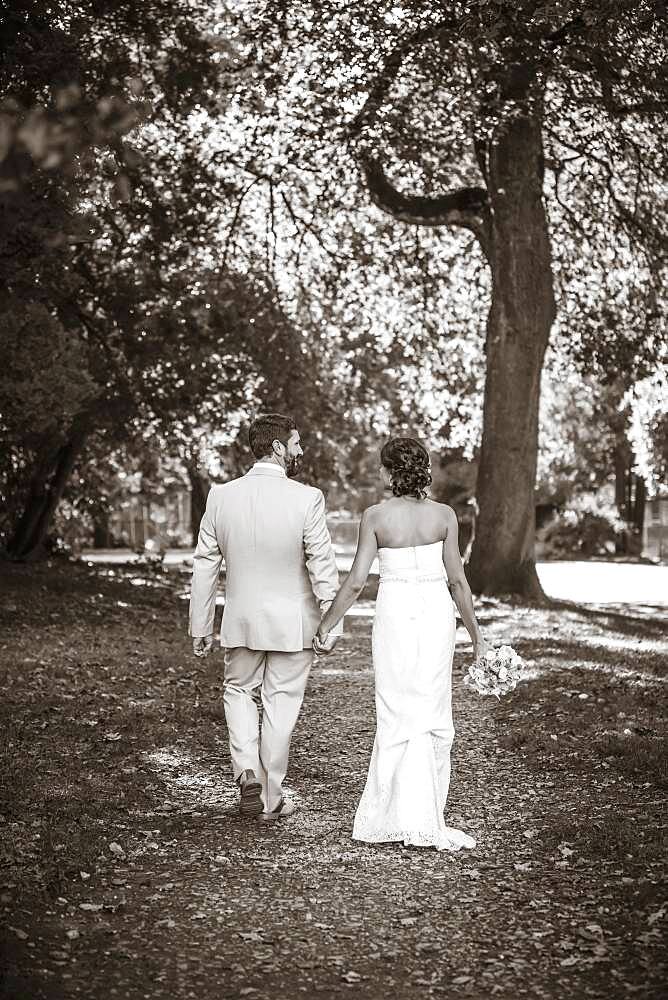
(442, 506, 488, 659)
(317, 509, 378, 638)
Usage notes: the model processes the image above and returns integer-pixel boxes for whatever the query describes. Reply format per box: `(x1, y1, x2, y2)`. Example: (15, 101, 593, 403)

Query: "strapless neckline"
(377, 541, 443, 552)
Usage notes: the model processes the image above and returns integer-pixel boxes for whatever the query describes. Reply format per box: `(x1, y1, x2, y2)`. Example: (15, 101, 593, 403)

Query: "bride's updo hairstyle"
(380, 437, 432, 500)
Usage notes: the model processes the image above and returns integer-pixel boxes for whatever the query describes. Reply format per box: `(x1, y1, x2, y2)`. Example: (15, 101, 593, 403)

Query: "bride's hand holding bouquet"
(465, 636, 525, 699)
(473, 633, 490, 663)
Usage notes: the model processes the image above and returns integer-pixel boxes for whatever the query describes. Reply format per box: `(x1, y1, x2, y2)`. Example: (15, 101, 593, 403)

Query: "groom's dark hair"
(249, 412, 297, 459)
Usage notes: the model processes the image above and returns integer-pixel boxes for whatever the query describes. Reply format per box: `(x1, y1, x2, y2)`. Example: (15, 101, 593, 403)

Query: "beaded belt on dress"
(381, 572, 447, 584)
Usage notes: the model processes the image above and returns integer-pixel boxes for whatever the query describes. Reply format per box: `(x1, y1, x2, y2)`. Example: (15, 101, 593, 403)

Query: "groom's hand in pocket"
(193, 635, 214, 658)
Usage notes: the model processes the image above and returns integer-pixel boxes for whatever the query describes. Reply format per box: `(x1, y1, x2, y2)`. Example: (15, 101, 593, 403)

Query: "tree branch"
(548, 130, 665, 260)
(221, 176, 266, 269)
(347, 18, 490, 251)
(348, 22, 456, 139)
(279, 192, 352, 265)
(361, 156, 490, 251)
(602, 98, 668, 118)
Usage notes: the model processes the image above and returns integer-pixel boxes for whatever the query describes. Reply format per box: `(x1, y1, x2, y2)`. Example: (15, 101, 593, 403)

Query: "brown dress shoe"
(238, 769, 263, 817)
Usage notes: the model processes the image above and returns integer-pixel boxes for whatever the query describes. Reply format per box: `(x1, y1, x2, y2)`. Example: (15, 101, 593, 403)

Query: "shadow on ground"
(0, 560, 666, 1000)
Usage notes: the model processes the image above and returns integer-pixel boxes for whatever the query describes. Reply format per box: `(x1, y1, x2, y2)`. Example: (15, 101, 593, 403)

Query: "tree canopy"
(1, 1, 666, 582)
(194, 0, 667, 595)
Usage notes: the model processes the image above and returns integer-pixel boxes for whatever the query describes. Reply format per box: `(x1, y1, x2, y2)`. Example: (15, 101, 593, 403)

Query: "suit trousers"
(223, 646, 313, 812)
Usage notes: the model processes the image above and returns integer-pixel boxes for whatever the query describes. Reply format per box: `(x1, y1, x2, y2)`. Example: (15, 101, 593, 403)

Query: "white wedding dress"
(352, 543, 476, 851)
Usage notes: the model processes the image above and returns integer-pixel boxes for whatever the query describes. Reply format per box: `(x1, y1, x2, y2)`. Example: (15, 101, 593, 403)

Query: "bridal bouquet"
(464, 644, 524, 698)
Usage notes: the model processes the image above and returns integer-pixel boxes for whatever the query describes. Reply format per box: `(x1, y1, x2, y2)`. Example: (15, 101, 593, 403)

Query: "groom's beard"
(286, 455, 302, 478)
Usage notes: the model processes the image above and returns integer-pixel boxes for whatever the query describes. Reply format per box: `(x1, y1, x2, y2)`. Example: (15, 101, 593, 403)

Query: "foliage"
(537, 360, 617, 505)
(538, 503, 626, 559)
(2, 0, 667, 569)
(0, 1, 219, 185)
(0, 303, 97, 443)
(202, 0, 667, 380)
(1, 1, 395, 554)
(0, 1, 226, 554)
(54, 438, 191, 552)
(0, 304, 98, 543)
(625, 366, 668, 495)
(535, 358, 659, 515)
(175, 1, 668, 594)
(0, 262, 287, 550)
(42, 268, 358, 548)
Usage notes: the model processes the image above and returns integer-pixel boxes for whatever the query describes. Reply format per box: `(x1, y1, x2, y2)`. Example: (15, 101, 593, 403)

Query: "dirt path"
(1, 563, 666, 999)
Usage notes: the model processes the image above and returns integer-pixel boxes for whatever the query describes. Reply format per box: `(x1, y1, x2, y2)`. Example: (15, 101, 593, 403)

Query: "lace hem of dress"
(352, 825, 476, 852)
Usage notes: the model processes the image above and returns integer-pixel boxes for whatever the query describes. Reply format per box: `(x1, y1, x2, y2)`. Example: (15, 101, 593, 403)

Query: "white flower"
(465, 644, 525, 698)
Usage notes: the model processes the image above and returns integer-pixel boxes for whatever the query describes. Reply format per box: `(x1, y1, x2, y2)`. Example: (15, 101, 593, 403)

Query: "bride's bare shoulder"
(429, 500, 458, 526)
(361, 501, 383, 523)
(354, 504, 381, 544)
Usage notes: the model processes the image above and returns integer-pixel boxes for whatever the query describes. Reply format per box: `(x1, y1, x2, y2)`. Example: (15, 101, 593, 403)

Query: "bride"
(315, 437, 488, 851)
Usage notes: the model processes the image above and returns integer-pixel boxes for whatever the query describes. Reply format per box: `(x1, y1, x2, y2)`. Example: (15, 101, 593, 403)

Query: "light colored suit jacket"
(189, 463, 342, 652)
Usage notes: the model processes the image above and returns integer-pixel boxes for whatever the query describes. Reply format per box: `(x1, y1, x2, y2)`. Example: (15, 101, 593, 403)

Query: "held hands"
(192, 635, 214, 658)
(312, 628, 338, 656)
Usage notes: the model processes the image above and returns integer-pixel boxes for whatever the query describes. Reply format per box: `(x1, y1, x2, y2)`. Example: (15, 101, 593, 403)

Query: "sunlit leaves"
(625, 367, 668, 495)
(188, 0, 666, 461)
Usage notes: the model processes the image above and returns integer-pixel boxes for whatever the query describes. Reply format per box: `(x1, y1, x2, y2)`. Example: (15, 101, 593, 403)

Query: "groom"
(189, 413, 342, 820)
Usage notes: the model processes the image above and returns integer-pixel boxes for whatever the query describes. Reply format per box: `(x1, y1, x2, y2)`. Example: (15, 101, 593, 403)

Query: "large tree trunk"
(468, 320, 549, 597)
(355, 60, 555, 599)
(467, 76, 556, 600)
(6, 416, 90, 561)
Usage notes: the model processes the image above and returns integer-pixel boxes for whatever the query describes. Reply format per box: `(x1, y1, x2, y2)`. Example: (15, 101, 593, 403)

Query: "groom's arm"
(189, 487, 224, 640)
(303, 489, 343, 635)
